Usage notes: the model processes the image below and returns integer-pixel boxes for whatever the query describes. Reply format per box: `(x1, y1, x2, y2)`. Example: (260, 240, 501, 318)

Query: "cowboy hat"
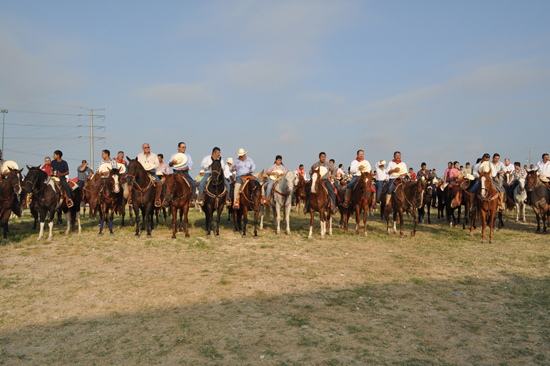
(392, 164, 406, 175)
(226, 157, 233, 164)
(156, 171, 164, 176)
(117, 162, 126, 174)
(464, 174, 475, 181)
(236, 148, 248, 156)
(358, 161, 372, 173)
(141, 162, 156, 171)
(269, 169, 285, 180)
(200, 170, 205, 173)
(97, 163, 113, 174)
(379, 160, 387, 166)
(171, 153, 187, 168)
(319, 166, 328, 178)
(2, 160, 18, 173)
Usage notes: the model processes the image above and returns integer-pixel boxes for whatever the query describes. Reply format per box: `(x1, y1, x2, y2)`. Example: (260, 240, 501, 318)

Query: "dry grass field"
(1, 205, 549, 365)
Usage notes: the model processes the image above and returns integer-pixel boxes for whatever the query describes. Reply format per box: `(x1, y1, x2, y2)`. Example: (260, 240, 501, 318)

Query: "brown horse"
(344, 171, 374, 237)
(162, 173, 192, 238)
(470, 169, 499, 243)
(417, 177, 434, 224)
(525, 169, 550, 233)
(81, 178, 99, 221)
(0, 168, 23, 241)
(293, 174, 308, 214)
(444, 182, 463, 227)
(306, 167, 332, 239)
(384, 179, 425, 237)
(126, 157, 156, 237)
(234, 176, 261, 237)
(97, 169, 121, 235)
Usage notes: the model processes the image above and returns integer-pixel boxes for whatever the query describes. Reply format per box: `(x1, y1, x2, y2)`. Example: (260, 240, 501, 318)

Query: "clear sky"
(1, 0, 549, 177)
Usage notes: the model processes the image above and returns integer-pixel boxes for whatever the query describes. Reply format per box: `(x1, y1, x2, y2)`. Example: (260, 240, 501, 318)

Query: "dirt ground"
(1, 206, 549, 365)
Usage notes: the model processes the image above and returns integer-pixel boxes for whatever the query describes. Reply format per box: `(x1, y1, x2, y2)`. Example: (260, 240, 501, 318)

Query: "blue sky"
(1, 0, 549, 177)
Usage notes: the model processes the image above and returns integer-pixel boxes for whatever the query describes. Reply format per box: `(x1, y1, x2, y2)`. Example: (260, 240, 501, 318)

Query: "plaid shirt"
(309, 161, 337, 180)
(510, 168, 527, 181)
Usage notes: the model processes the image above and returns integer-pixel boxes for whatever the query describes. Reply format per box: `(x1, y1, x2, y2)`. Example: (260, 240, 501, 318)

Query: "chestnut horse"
(444, 182, 462, 227)
(162, 173, 192, 238)
(234, 176, 261, 237)
(306, 167, 332, 239)
(384, 179, 425, 238)
(81, 178, 99, 221)
(97, 169, 121, 235)
(293, 174, 308, 213)
(0, 168, 23, 241)
(126, 157, 156, 237)
(525, 169, 550, 233)
(470, 169, 499, 243)
(344, 171, 374, 237)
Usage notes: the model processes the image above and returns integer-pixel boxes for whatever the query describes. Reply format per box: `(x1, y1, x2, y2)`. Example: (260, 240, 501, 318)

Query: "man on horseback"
(295, 164, 307, 180)
(384, 151, 407, 212)
(374, 160, 387, 205)
(96, 149, 119, 171)
(537, 153, 550, 187)
(169, 142, 197, 202)
(197, 147, 231, 207)
(51, 150, 74, 208)
(115, 151, 126, 167)
(508, 162, 527, 198)
(137, 143, 163, 207)
(305, 152, 340, 215)
(231, 148, 262, 209)
(343, 150, 371, 208)
(264, 155, 289, 206)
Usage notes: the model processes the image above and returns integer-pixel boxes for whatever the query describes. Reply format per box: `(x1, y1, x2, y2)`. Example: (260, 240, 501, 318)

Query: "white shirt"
(350, 159, 371, 177)
(374, 161, 388, 181)
(490, 161, 505, 178)
(504, 163, 514, 173)
(537, 160, 550, 177)
(137, 152, 160, 172)
(200, 155, 226, 174)
(386, 160, 407, 179)
(224, 164, 236, 181)
(473, 162, 482, 178)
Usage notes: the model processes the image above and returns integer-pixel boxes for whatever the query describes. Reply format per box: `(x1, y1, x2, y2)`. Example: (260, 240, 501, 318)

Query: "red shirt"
(115, 158, 126, 166)
(41, 164, 51, 176)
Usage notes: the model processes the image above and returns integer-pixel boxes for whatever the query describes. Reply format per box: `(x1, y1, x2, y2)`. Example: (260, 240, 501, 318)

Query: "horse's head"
(126, 157, 141, 186)
(109, 168, 120, 194)
(450, 184, 462, 208)
(413, 180, 425, 207)
(310, 167, 321, 193)
(257, 169, 268, 184)
(251, 181, 262, 211)
(210, 159, 224, 184)
(525, 169, 538, 192)
(283, 171, 295, 192)
(517, 177, 526, 192)
(4, 167, 23, 195)
(162, 173, 178, 207)
(478, 169, 493, 198)
(23, 165, 43, 193)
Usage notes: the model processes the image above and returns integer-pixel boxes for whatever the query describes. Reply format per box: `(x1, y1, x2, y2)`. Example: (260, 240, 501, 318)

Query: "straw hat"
(2, 160, 18, 173)
(117, 163, 126, 174)
(97, 163, 113, 174)
(171, 153, 187, 168)
(156, 171, 164, 176)
(319, 166, 328, 178)
(200, 170, 205, 173)
(141, 162, 155, 171)
(236, 148, 248, 156)
(269, 169, 284, 180)
(358, 161, 371, 173)
(227, 157, 233, 164)
(379, 160, 387, 166)
(392, 164, 406, 175)
(464, 174, 475, 181)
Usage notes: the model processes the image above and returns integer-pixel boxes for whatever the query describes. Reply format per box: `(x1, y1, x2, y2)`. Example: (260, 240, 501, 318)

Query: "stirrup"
(67, 199, 74, 208)
(198, 199, 204, 206)
(225, 198, 232, 206)
(343, 200, 350, 208)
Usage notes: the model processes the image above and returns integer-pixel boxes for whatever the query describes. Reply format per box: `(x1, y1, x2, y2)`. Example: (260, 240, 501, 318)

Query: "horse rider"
(232, 148, 261, 209)
(374, 159, 387, 206)
(295, 164, 307, 180)
(169, 142, 197, 202)
(416, 162, 432, 182)
(304, 152, 340, 215)
(443, 161, 460, 185)
(384, 151, 407, 212)
(137, 143, 163, 207)
(343, 149, 370, 208)
(41, 157, 52, 176)
(492, 153, 515, 208)
(507, 162, 527, 198)
(337, 164, 345, 181)
(96, 149, 119, 172)
(468, 153, 506, 209)
(115, 151, 126, 167)
(224, 157, 236, 184)
(51, 150, 74, 208)
(264, 155, 289, 206)
(197, 147, 232, 207)
(536, 153, 550, 187)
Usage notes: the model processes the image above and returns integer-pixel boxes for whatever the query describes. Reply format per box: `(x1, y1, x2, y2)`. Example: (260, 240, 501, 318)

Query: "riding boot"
(233, 183, 241, 209)
(498, 193, 505, 212)
(198, 192, 205, 206)
(343, 189, 352, 208)
(384, 194, 393, 215)
(225, 196, 232, 206)
(154, 182, 162, 207)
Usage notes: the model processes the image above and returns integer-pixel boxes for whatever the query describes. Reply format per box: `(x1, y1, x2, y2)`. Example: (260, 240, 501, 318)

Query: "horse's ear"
(126, 156, 130, 162)
(26, 165, 31, 170)
(18, 168, 23, 173)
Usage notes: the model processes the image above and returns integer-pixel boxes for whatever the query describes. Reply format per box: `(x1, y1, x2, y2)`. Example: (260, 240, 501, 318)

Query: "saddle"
(240, 176, 256, 191)
(51, 176, 79, 191)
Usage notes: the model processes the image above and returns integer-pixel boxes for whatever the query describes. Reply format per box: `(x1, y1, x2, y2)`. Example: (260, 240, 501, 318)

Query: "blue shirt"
(170, 152, 193, 172)
(233, 157, 256, 176)
(51, 159, 69, 175)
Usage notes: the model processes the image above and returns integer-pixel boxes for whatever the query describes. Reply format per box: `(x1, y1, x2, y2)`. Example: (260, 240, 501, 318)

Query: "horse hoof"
(98, 233, 103, 236)
(110, 232, 114, 235)
(242, 235, 246, 238)
(400, 235, 405, 238)
(147, 235, 152, 238)
(481, 240, 485, 243)
(171, 236, 176, 239)
(284, 235, 289, 239)
(320, 236, 325, 240)
(489, 240, 494, 243)
(185, 234, 190, 238)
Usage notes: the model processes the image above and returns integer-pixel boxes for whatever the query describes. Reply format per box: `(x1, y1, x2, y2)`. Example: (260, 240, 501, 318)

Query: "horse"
(162, 173, 192, 238)
(513, 177, 527, 222)
(436, 185, 446, 221)
(234, 175, 261, 238)
(460, 179, 476, 231)
(443, 182, 463, 227)
(96, 168, 121, 235)
(525, 170, 550, 233)
(23, 166, 81, 240)
(306, 167, 332, 239)
(417, 178, 434, 224)
(384, 179, 425, 238)
(293, 174, 308, 214)
(81, 179, 99, 222)
(346, 171, 374, 237)
(469, 168, 499, 243)
(204, 159, 228, 237)
(0, 168, 23, 241)
(262, 171, 295, 235)
(126, 157, 156, 237)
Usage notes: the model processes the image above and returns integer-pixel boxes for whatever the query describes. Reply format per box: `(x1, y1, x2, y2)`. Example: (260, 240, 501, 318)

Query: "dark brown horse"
(126, 157, 156, 237)
(234, 176, 261, 237)
(0, 168, 23, 241)
(344, 171, 374, 236)
(384, 179, 425, 237)
(204, 160, 228, 237)
(97, 169, 122, 235)
(293, 174, 308, 214)
(470, 169, 499, 243)
(444, 182, 463, 227)
(81, 178, 99, 222)
(417, 178, 434, 224)
(306, 167, 332, 239)
(525, 169, 550, 233)
(162, 173, 192, 238)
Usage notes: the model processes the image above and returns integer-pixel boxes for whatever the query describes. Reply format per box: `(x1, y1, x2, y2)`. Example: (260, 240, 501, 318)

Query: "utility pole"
(1, 109, 7, 153)
(526, 147, 535, 167)
(79, 108, 105, 169)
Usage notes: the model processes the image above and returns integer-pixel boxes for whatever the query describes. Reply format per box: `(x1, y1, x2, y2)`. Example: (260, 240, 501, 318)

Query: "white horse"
(513, 177, 527, 222)
(260, 171, 295, 235)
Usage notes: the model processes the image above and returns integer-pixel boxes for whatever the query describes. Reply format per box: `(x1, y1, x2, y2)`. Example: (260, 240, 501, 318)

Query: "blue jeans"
(199, 172, 231, 199)
(471, 178, 503, 194)
(346, 176, 359, 189)
(306, 179, 339, 206)
(508, 180, 519, 198)
(78, 180, 86, 190)
(177, 170, 197, 199)
(376, 181, 385, 202)
(266, 179, 275, 200)
(387, 179, 397, 195)
(148, 172, 160, 183)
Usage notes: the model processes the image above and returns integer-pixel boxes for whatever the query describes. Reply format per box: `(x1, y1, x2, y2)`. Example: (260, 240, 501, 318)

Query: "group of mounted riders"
(1, 144, 549, 242)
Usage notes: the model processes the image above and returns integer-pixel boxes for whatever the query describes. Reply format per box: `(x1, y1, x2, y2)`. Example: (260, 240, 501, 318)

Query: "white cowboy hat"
(464, 174, 475, 181)
(227, 157, 233, 164)
(200, 170, 205, 173)
(171, 153, 187, 168)
(156, 171, 164, 176)
(358, 161, 371, 173)
(392, 164, 406, 175)
(97, 163, 113, 174)
(117, 163, 126, 174)
(2, 160, 18, 173)
(379, 160, 387, 166)
(236, 148, 248, 156)
(269, 169, 284, 180)
(141, 162, 156, 171)
(319, 166, 328, 178)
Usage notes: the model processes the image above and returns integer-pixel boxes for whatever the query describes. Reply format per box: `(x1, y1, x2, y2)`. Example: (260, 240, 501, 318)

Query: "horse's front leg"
(253, 208, 259, 237)
(355, 205, 361, 235)
(133, 204, 140, 236)
(364, 204, 368, 237)
(276, 204, 281, 235)
(320, 209, 325, 239)
(308, 210, 314, 239)
(216, 205, 223, 237)
(398, 209, 404, 238)
(65, 212, 71, 235)
(411, 208, 418, 237)
(170, 206, 177, 239)
(480, 210, 487, 243)
(184, 204, 190, 238)
(285, 201, 291, 236)
(98, 206, 105, 235)
(146, 206, 153, 238)
(109, 209, 115, 234)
